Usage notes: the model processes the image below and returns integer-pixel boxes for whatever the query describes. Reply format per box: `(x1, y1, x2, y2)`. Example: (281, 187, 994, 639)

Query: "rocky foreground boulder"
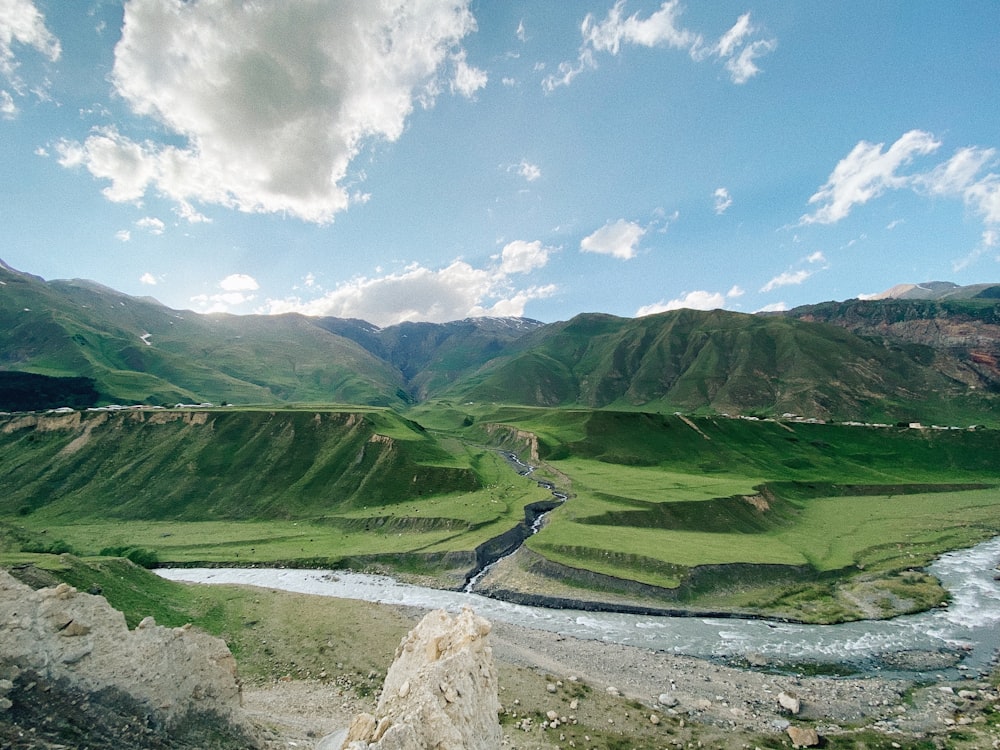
(0, 570, 256, 749)
(338, 606, 501, 750)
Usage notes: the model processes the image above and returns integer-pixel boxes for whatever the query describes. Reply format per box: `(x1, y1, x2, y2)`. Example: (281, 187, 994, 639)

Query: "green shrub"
(99, 546, 160, 568)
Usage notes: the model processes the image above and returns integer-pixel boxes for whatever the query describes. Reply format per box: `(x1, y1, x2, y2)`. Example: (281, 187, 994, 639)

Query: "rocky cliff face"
(0, 571, 256, 749)
(338, 607, 502, 750)
(788, 299, 1000, 391)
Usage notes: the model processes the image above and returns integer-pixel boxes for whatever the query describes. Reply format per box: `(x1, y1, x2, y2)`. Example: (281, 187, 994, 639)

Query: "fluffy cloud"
(1, 88, 15, 118)
(0, 0, 60, 100)
(449, 49, 488, 98)
(139, 272, 157, 285)
(580, 219, 645, 260)
(760, 269, 811, 293)
(543, 2, 775, 91)
(499, 240, 550, 274)
(722, 37, 777, 84)
(713, 187, 732, 214)
(917, 146, 1000, 225)
(636, 285, 743, 316)
(136, 216, 164, 235)
(262, 240, 555, 326)
(55, 1, 480, 224)
(511, 159, 541, 182)
(800, 130, 942, 225)
(801, 130, 1000, 234)
(192, 274, 260, 313)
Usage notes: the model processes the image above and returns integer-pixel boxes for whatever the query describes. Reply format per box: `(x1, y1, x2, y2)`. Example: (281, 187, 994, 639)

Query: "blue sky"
(1, 1, 998, 326)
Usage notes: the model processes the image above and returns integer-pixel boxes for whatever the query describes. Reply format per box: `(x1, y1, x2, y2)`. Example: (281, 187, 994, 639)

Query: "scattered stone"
(606, 685, 620, 696)
(649, 713, 660, 725)
(786, 725, 820, 747)
(658, 692, 678, 707)
(547, 682, 557, 693)
(778, 691, 801, 714)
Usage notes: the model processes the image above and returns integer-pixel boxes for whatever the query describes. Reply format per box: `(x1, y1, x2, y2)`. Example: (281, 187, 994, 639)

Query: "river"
(157, 534, 1000, 678)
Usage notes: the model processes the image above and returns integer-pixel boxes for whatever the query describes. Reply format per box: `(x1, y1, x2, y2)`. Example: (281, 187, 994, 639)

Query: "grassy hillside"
(0, 263, 407, 406)
(454, 408, 1000, 620)
(0, 408, 482, 520)
(0, 408, 547, 579)
(444, 309, 997, 424)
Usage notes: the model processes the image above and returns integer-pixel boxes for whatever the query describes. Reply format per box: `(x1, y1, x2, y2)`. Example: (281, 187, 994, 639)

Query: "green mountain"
(0, 261, 407, 407)
(2, 260, 998, 423)
(443, 308, 996, 424)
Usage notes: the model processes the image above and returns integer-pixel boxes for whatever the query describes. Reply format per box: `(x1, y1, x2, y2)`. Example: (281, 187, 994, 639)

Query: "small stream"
(462, 452, 567, 593)
(158, 534, 1000, 679)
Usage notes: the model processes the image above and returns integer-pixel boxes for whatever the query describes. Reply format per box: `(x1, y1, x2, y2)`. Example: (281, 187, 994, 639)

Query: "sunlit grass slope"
(459, 408, 1000, 609)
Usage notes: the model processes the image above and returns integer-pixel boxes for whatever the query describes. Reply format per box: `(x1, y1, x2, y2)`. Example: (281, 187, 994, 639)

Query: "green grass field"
(3, 407, 1000, 621)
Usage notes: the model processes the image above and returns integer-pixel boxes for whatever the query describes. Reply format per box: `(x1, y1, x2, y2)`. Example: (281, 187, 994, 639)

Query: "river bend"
(158, 535, 1000, 678)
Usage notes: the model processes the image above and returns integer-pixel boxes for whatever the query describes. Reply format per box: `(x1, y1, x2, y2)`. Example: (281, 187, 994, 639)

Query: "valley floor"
(243, 603, 1000, 750)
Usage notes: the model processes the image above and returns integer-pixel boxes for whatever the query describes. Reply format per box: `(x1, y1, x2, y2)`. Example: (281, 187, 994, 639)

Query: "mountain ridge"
(2, 259, 998, 423)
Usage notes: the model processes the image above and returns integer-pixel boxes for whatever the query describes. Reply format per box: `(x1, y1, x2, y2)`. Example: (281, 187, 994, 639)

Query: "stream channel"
(158, 454, 1000, 679)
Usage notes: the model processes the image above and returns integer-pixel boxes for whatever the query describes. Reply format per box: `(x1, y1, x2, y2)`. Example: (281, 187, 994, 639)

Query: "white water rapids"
(158, 534, 1000, 678)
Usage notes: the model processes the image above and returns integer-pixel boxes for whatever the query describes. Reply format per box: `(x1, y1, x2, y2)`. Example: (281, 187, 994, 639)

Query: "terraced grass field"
(3, 406, 999, 621)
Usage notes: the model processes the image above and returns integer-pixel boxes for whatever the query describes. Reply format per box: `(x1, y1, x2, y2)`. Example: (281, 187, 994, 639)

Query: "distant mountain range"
(1, 259, 998, 423)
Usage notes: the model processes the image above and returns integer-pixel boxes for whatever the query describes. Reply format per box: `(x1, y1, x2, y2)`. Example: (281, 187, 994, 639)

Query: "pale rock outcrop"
(0, 570, 244, 727)
(778, 690, 802, 714)
(339, 606, 501, 750)
(786, 724, 820, 747)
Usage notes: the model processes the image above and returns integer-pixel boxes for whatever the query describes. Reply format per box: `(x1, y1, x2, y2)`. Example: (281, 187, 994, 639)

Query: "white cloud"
(499, 240, 551, 274)
(800, 130, 942, 225)
(801, 131, 1000, 234)
(723, 37, 776, 84)
(543, 2, 775, 91)
(806, 251, 826, 264)
(713, 187, 732, 214)
(580, 219, 645, 260)
(0, 88, 16, 118)
(917, 146, 1000, 225)
(715, 13, 751, 58)
(953, 229, 1000, 272)
(115, 229, 131, 242)
(260, 238, 554, 326)
(755, 301, 788, 313)
(55, 1, 479, 224)
(219, 274, 259, 293)
(760, 269, 811, 293)
(261, 257, 555, 327)
(0, 0, 60, 101)
(886, 218, 904, 230)
(512, 159, 541, 182)
(449, 49, 488, 98)
(516, 19, 527, 43)
(192, 274, 260, 313)
(139, 272, 157, 285)
(135, 216, 165, 235)
(636, 284, 743, 316)
(637, 290, 726, 316)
